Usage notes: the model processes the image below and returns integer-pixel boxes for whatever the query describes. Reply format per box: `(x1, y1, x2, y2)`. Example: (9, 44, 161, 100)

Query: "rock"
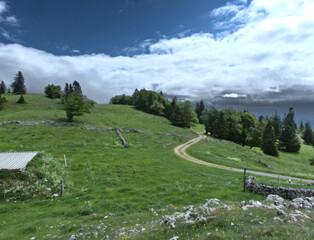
(52, 193, 59, 198)
(163, 215, 176, 229)
(170, 236, 179, 240)
(277, 210, 286, 216)
(68, 235, 78, 240)
(273, 217, 284, 222)
(287, 202, 299, 210)
(265, 195, 284, 204)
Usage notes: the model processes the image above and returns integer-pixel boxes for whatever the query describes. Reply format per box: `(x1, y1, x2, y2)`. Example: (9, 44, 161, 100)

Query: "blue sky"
(0, 0, 314, 123)
(2, 0, 234, 56)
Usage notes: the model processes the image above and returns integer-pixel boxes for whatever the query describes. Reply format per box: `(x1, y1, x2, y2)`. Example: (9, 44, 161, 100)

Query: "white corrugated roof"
(0, 152, 39, 170)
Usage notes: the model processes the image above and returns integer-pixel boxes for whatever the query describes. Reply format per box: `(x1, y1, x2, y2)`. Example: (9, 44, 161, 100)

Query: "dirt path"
(174, 135, 314, 184)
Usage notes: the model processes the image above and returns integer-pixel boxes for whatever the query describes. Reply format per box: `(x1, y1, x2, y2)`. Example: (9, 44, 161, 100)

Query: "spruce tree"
(302, 121, 313, 145)
(0, 81, 6, 94)
(17, 95, 27, 104)
(261, 121, 279, 157)
(215, 111, 228, 140)
(11, 71, 26, 94)
(279, 107, 300, 152)
(73, 80, 82, 94)
(270, 112, 282, 138)
(279, 125, 301, 152)
(300, 121, 304, 131)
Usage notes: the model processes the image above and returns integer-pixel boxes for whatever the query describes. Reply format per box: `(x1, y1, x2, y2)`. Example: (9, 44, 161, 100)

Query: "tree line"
(110, 89, 198, 128)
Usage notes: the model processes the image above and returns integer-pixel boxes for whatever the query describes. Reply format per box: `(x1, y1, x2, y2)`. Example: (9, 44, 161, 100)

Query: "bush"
(17, 95, 27, 104)
(44, 84, 62, 99)
(309, 158, 314, 166)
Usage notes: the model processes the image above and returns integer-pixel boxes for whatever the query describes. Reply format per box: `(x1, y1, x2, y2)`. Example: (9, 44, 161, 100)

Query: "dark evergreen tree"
(7, 88, 11, 94)
(0, 81, 6, 94)
(258, 115, 265, 122)
(195, 100, 205, 124)
(73, 80, 82, 94)
(300, 121, 304, 131)
(11, 71, 26, 94)
(201, 106, 219, 136)
(279, 107, 300, 152)
(16, 95, 27, 104)
(215, 111, 228, 139)
(283, 107, 297, 131)
(0, 95, 4, 110)
(270, 112, 282, 138)
(261, 121, 279, 156)
(279, 125, 301, 152)
(302, 121, 313, 145)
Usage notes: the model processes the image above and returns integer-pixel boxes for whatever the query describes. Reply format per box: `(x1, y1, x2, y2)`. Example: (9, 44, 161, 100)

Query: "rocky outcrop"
(246, 176, 314, 200)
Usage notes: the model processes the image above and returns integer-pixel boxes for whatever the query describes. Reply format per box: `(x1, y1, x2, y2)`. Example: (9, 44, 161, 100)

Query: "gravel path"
(174, 135, 314, 184)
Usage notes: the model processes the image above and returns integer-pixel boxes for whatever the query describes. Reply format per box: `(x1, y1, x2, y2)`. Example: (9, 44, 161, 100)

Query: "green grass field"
(187, 137, 314, 181)
(0, 94, 313, 239)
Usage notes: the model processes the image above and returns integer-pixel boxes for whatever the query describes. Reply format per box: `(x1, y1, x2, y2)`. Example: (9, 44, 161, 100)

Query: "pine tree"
(283, 107, 297, 131)
(270, 112, 282, 138)
(16, 95, 27, 104)
(11, 71, 26, 94)
(215, 111, 228, 140)
(300, 121, 304, 131)
(73, 80, 82, 94)
(0, 81, 6, 94)
(302, 121, 313, 145)
(261, 121, 279, 157)
(279, 107, 300, 152)
(279, 125, 301, 152)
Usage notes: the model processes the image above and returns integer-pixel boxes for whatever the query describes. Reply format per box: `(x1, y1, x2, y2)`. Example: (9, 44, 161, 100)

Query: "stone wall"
(246, 176, 314, 200)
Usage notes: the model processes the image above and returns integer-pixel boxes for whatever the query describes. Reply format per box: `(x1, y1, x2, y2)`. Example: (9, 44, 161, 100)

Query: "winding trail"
(174, 135, 314, 184)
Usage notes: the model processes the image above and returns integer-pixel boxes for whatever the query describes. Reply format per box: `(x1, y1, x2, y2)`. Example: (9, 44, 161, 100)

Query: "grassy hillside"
(0, 94, 196, 135)
(187, 137, 314, 180)
(0, 94, 313, 239)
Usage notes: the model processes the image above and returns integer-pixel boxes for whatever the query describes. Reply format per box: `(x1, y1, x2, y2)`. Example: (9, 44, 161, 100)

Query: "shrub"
(17, 95, 27, 104)
(309, 158, 314, 166)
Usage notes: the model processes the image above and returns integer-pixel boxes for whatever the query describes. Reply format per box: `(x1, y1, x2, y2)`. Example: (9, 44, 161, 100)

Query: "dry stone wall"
(246, 177, 314, 200)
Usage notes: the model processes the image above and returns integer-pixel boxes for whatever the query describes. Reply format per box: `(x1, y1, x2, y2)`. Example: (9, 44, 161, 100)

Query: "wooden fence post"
(60, 180, 64, 197)
(2, 184, 5, 200)
(63, 154, 67, 167)
(243, 168, 247, 192)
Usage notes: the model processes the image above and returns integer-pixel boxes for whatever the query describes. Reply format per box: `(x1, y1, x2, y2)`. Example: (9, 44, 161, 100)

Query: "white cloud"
(0, 1, 7, 14)
(0, 0, 314, 103)
(223, 93, 247, 98)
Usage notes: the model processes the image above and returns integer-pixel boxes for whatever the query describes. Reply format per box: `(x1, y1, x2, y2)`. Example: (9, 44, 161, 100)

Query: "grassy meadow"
(187, 137, 314, 181)
(0, 94, 313, 239)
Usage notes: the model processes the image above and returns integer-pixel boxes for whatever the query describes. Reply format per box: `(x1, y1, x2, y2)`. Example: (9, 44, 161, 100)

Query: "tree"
(279, 107, 300, 152)
(201, 106, 219, 136)
(44, 84, 62, 99)
(64, 92, 93, 122)
(17, 95, 27, 104)
(11, 71, 26, 94)
(302, 121, 313, 145)
(215, 111, 228, 140)
(0, 95, 4, 110)
(73, 80, 82, 94)
(279, 125, 301, 152)
(270, 112, 282, 138)
(300, 121, 304, 131)
(247, 121, 265, 149)
(261, 121, 279, 157)
(283, 107, 297, 131)
(195, 100, 205, 124)
(0, 81, 6, 94)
